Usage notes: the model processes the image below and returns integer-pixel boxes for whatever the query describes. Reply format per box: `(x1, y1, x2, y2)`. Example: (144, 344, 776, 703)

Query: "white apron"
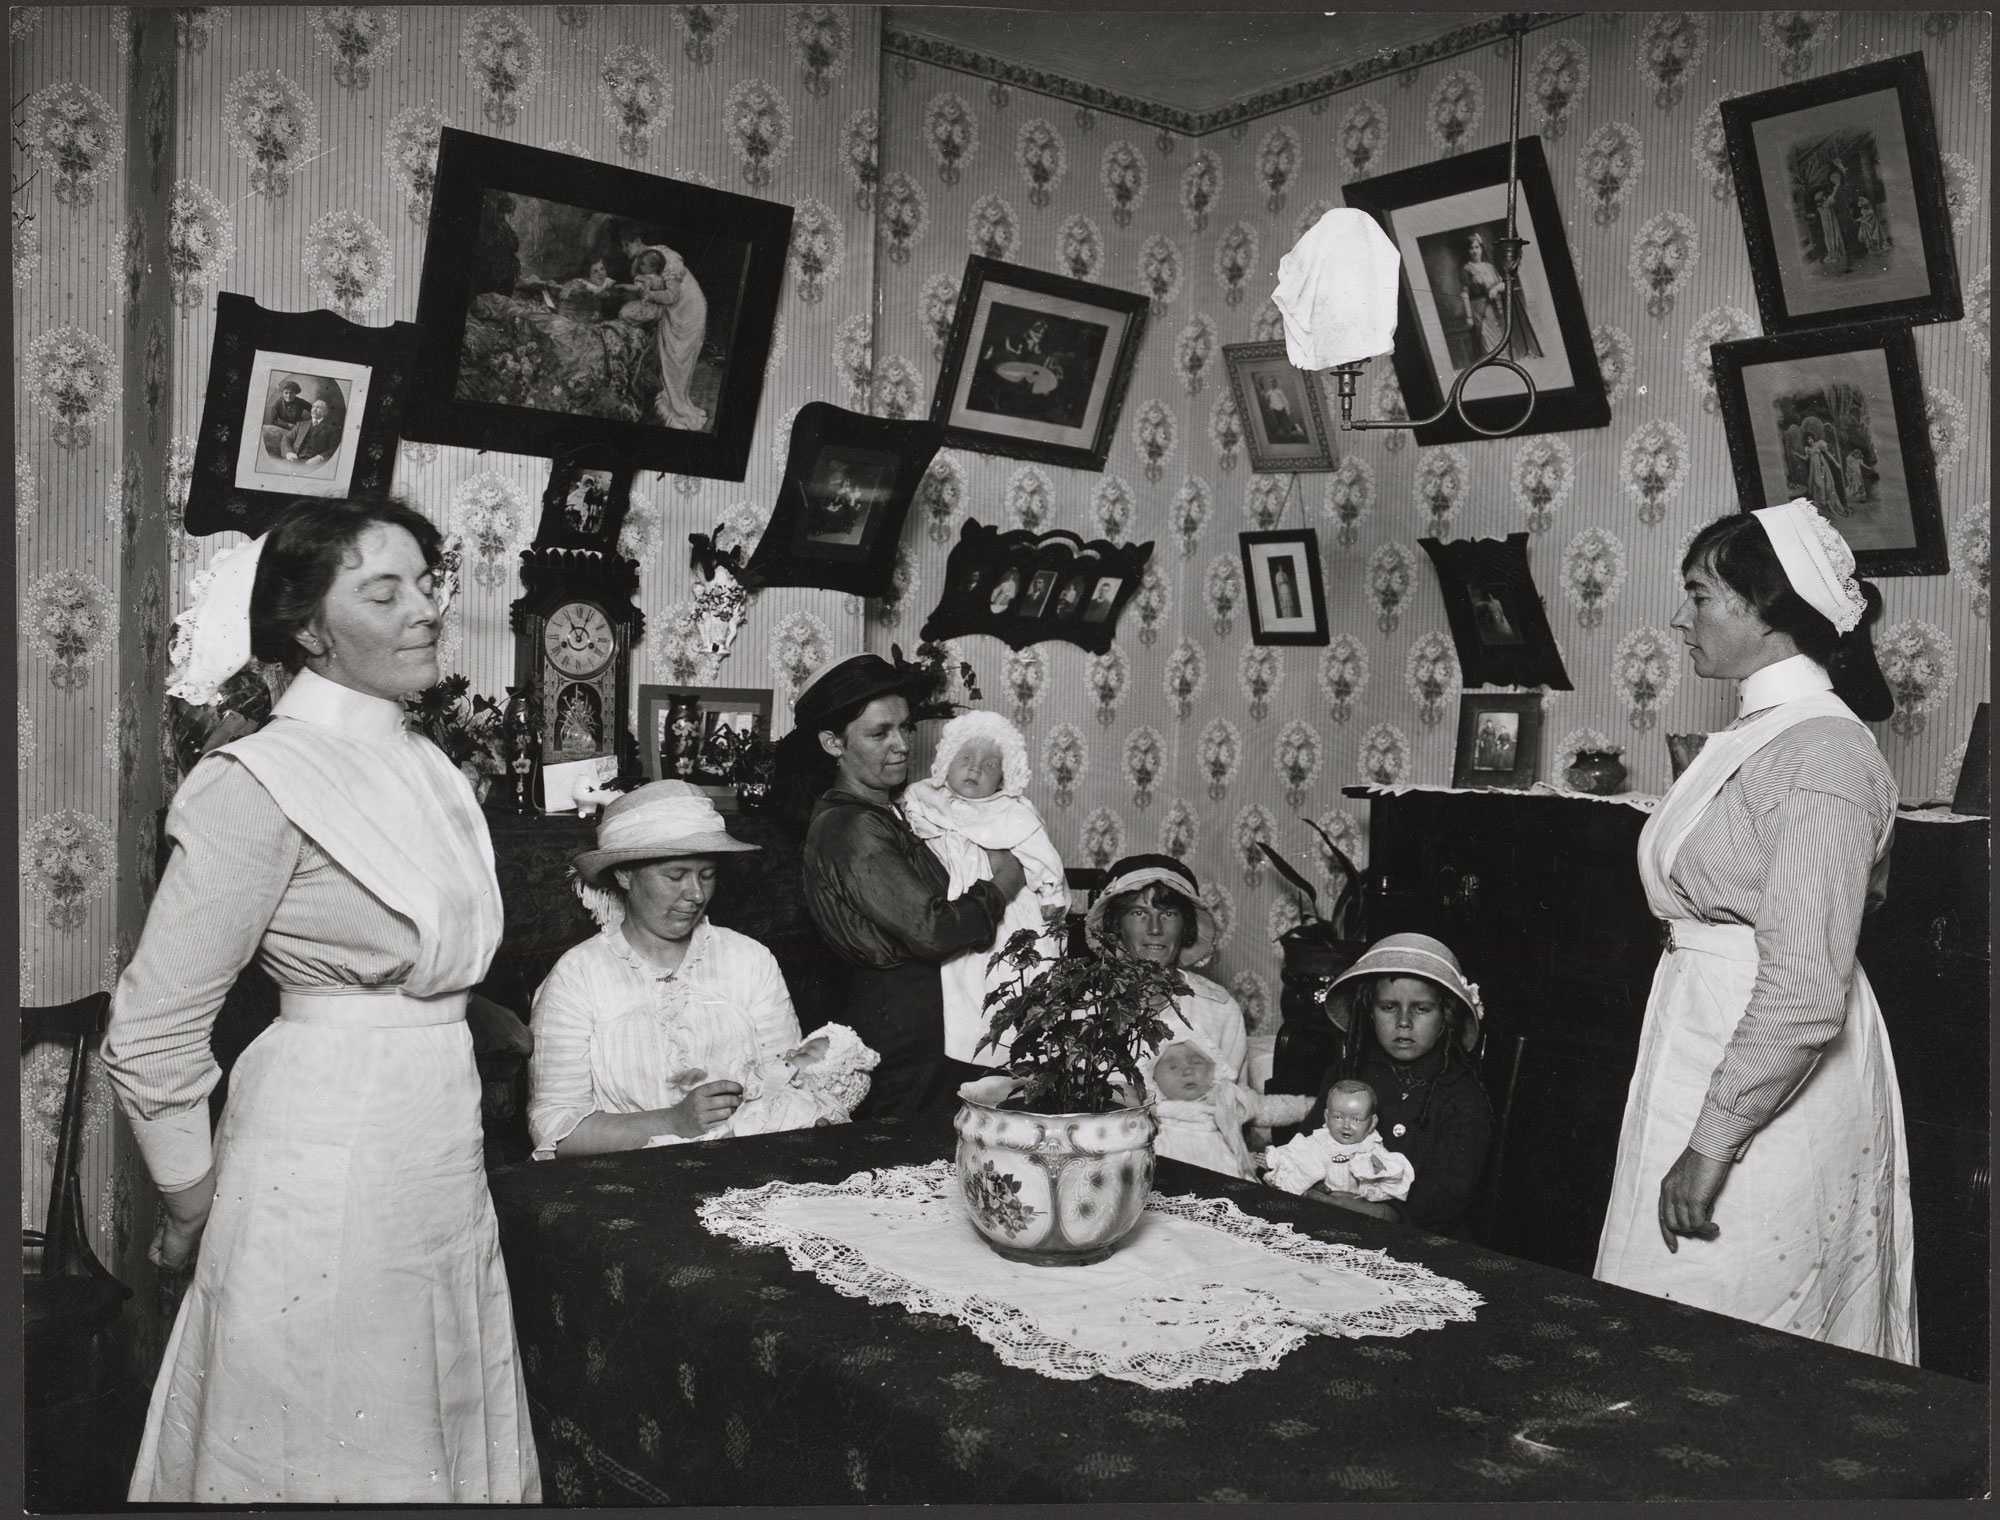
(1593, 690, 1917, 1363)
(128, 708, 543, 1503)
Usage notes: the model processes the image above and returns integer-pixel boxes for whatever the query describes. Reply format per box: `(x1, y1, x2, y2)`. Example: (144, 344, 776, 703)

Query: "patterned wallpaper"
(868, 10, 1991, 1034)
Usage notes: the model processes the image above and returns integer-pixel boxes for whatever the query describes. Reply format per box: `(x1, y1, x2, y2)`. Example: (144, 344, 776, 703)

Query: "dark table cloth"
(488, 1116, 1987, 1505)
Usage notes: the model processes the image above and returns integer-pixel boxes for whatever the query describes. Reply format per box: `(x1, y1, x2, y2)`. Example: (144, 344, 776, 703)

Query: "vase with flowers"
(402, 674, 508, 804)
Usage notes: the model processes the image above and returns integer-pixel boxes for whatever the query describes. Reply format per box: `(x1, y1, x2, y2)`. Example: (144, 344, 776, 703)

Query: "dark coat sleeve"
(804, 802, 1008, 966)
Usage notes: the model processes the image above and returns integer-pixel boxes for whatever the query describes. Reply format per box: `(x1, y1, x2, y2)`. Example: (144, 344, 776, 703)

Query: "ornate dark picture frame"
(1223, 341, 1338, 473)
(1341, 136, 1607, 447)
(636, 683, 772, 811)
(1239, 529, 1329, 646)
(185, 293, 423, 536)
(1709, 319, 1947, 578)
(740, 403, 944, 598)
(921, 520, 1152, 654)
(536, 446, 634, 557)
(1419, 532, 1573, 690)
(1721, 52, 1960, 334)
(930, 255, 1149, 471)
(1451, 692, 1544, 791)
(406, 129, 792, 479)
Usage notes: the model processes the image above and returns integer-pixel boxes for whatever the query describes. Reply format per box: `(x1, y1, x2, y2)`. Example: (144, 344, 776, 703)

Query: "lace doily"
(697, 1161, 1480, 1390)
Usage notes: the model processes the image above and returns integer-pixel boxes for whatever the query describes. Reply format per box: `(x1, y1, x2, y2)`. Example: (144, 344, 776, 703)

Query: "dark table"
(489, 1117, 1988, 1505)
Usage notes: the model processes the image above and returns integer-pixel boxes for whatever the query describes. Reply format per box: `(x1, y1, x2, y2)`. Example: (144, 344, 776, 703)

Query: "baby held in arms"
(1150, 1032, 1314, 1181)
(645, 1024, 880, 1146)
(1262, 1079, 1415, 1203)
(901, 710, 1071, 1064)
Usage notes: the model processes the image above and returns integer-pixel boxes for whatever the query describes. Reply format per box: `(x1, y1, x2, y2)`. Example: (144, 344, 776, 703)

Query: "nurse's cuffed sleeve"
(101, 760, 296, 1191)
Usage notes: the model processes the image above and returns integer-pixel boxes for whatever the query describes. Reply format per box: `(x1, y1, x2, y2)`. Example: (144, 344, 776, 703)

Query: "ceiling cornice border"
(882, 12, 1571, 137)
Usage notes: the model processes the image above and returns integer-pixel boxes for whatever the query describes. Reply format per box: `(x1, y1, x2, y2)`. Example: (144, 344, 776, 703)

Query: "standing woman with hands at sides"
(101, 498, 540, 1502)
(1595, 499, 1914, 1362)
(792, 654, 1029, 1118)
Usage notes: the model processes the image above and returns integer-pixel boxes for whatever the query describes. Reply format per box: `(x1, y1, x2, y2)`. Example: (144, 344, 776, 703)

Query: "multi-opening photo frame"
(922, 521, 1152, 654)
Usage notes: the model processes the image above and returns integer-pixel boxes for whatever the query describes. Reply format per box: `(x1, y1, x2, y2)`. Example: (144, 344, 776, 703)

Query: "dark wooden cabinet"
(1333, 786, 1988, 1381)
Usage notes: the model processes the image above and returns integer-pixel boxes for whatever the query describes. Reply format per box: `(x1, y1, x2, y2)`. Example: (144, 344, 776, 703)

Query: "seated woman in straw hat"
(529, 781, 863, 1157)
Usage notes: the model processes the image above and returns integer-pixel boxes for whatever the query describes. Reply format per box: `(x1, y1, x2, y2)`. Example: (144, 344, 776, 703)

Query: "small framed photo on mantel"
(1452, 692, 1543, 791)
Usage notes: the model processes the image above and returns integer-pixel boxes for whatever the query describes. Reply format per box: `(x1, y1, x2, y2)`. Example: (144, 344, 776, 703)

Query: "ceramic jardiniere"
(1565, 747, 1628, 796)
(954, 1082, 1157, 1266)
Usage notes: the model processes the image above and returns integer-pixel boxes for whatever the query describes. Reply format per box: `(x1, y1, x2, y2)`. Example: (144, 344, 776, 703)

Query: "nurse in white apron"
(1595, 499, 1916, 1364)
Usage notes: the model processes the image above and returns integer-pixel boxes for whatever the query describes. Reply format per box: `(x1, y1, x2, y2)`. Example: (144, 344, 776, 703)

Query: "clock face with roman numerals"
(542, 600, 615, 679)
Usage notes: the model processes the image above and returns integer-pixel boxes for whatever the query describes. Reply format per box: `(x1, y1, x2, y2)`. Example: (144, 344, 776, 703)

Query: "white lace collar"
(606, 915, 715, 982)
(1738, 653, 1833, 718)
(272, 666, 408, 741)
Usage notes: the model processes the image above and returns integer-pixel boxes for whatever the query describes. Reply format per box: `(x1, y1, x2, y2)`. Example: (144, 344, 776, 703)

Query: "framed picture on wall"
(534, 447, 634, 556)
(185, 294, 423, 536)
(1341, 136, 1608, 447)
(406, 129, 792, 479)
(1238, 530, 1330, 645)
(922, 520, 1152, 653)
(1451, 692, 1543, 791)
(636, 684, 772, 810)
(1709, 319, 1947, 577)
(930, 255, 1150, 471)
(1419, 533, 1573, 689)
(1721, 53, 1960, 334)
(1223, 342, 1339, 472)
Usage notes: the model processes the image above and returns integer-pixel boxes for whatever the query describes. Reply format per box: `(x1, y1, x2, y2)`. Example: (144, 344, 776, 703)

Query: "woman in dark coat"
(790, 654, 1027, 1119)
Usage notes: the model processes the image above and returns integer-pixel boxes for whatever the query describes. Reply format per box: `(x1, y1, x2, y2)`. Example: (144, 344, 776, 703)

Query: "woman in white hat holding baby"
(1595, 501, 1913, 1363)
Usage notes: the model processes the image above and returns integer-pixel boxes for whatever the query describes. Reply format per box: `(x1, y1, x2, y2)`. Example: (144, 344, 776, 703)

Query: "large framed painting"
(930, 255, 1149, 471)
(1341, 137, 1607, 447)
(922, 520, 1152, 654)
(1223, 342, 1338, 473)
(406, 129, 792, 479)
(185, 294, 423, 536)
(1710, 320, 1947, 577)
(1721, 53, 1960, 334)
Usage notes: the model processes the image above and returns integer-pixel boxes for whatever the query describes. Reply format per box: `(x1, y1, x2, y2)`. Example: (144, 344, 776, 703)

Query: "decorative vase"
(1565, 748, 1628, 796)
(954, 1087, 1157, 1267)
(665, 696, 703, 781)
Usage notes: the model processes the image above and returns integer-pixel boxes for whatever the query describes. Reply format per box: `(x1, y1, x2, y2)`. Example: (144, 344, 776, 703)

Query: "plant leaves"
(1257, 841, 1320, 915)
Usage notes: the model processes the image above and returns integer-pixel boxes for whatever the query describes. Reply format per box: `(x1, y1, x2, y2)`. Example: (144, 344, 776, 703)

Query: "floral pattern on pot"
(1561, 525, 1629, 629)
(1613, 625, 1681, 730)
(879, 172, 928, 265)
(1056, 213, 1104, 280)
(724, 78, 792, 189)
(1414, 447, 1469, 536)
(1043, 724, 1087, 807)
(1088, 646, 1129, 726)
(1367, 542, 1416, 634)
(1924, 387, 1967, 478)
(223, 69, 319, 196)
(1210, 392, 1244, 472)
(1593, 323, 1636, 405)
(1238, 644, 1281, 723)
(968, 194, 1018, 261)
(1533, 37, 1590, 138)
(788, 196, 845, 303)
(1693, 100, 1733, 202)
(1629, 210, 1699, 318)
(1172, 475, 1212, 559)
(1101, 139, 1148, 227)
(27, 326, 115, 451)
(24, 808, 115, 932)
(1081, 806, 1125, 869)
(1159, 797, 1199, 858)
(1578, 121, 1644, 227)
(1620, 418, 1690, 524)
(308, 6, 401, 90)
(1256, 124, 1302, 211)
(1683, 305, 1759, 413)
(1428, 71, 1484, 155)
(925, 92, 977, 185)
(1090, 475, 1135, 544)
(1003, 646, 1048, 726)
(953, 1096, 1157, 1266)
(788, 5, 849, 96)
(1174, 313, 1218, 396)
(1017, 117, 1066, 208)
(842, 106, 879, 211)
(1123, 725, 1164, 808)
(1005, 465, 1053, 533)
(1244, 474, 1291, 532)
(382, 105, 449, 226)
(450, 470, 531, 588)
(1358, 721, 1408, 786)
(1878, 620, 1957, 738)
(1950, 504, 1989, 618)
(1181, 151, 1221, 231)
(1213, 222, 1260, 307)
(23, 81, 121, 209)
(1760, 11, 1834, 77)
(1164, 637, 1207, 722)
(917, 452, 965, 545)
(1340, 99, 1389, 179)
(1637, 12, 1708, 110)
(1404, 633, 1460, 729)
(1132, 400, 1177, 483)
(674, 4, 736, 65)
(1320, 636, 1369, 723)
(1138, 234, 1183, 312)
(1232, 804, 1277, 884)
(302, 210, 392, 319)
(597, 43, 671, 158)
(1275, 719, 1323, 809)
(1134, 562, 1172, 646)
(1511, 436, 1574, 534)
(1204, 556, 1243, 637)
(1321, 457, 1375, 550)
(26, 566, 115, 689)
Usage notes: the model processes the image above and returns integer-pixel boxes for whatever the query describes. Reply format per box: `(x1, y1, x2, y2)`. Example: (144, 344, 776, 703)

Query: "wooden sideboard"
(1321, 785, 1988, 1381)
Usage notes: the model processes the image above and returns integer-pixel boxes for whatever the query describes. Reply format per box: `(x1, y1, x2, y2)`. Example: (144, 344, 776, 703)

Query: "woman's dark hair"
(248, 497, 444, 672)
(1681, 513, 1892, 721)
(1102, 882, 1200, 955)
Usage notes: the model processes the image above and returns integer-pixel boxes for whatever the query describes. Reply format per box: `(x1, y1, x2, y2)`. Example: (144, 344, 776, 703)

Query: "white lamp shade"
(1271, 207, 1401, 371)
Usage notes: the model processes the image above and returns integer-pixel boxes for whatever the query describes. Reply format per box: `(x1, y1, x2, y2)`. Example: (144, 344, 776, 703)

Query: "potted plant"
(953, 929, 1181, 1266)
(403, 674, 508, 803)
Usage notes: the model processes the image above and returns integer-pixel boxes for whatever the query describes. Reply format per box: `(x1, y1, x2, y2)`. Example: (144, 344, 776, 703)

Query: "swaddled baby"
(644, 1024, 879, 1146)
(1150, 1030, 1314, 1181)
(901, 710, 1070, 1066)
(1261, 1079, 1415, 1202)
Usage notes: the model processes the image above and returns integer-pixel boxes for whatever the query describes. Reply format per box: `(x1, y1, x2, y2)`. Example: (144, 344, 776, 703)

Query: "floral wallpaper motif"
(598, 43, 672, 157)
(1637, 12, 1709, 109)
(26, 326, 117, 449)
(1016, 117, 1065, 208)
(221, 69, 319, 196)
(302, 210, 392, 319)
(1320, 637, 1370, 724)
(1403, 632, 1460, 728)
(1213, 221, 1260, 307)
(1613, 626, 1683, 730)
(924, 91, 978, 185)
(1629, 210, 1700, 318)
(1879, 620, 1957, 737)
(1561, 526, 1629, 629)
(1622, 419, 1691, 524)
(306, 6, 401, 90)
(1683, 305, 1760, 412)
(789, 197, 846, 303)
(1180, 150, 1221, 231)
(1137, 233, 1183, 310)
(1197, 718, 1242, 800)
(1255, 124, 1301, 209)
(1101, 138, 1148, 226)
(24, 810, 116, 933)
(675, 4, 735, 66)
(1427, 71, 1484, 154)
(461, 8, 544, 126)
(22, 81, 122, 208)
(1578, 121, 1644, 226)
(789, 5, 851, 96)
(1511, 436, 1574, 534)
(723, 78, 793, 187)
(1533, 37, 1590, 138)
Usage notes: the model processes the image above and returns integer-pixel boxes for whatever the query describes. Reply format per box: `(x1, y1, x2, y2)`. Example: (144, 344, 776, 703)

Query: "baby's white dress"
(1264, 1128, 1416, 1201)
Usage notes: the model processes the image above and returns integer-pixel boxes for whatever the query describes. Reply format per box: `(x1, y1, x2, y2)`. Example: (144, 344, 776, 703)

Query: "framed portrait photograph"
(1342, 137, 1608, 447)
(637, 683, 772, 810)
(185, 294, 422, 536)
(406, 129, 792, 479)
(1223, 342, 1338, 472)
(930, 255, 1149, 471)
(922, 520, 1153, 654)
(1451, 692, 1543, 791)
(1709, 320, 1947, 577)
(1420, 533, 1573, 689)
(1239, 530, 1330, 646)
(1722, 53, 1960, 334)
(741, 404, 944, 598)
(534, 448, 634, 557)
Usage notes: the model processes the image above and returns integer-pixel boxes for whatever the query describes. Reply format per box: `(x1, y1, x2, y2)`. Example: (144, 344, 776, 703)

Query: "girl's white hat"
(1328, 932, 1483, 1052)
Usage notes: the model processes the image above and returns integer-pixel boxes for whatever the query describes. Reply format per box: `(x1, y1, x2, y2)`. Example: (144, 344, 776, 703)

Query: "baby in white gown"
(901, 710, 1070, 1065)
(1262, 1079, 1415, 1202)
(645, 1023, 879, 1145)
(1150, 1032, 1314, 1181)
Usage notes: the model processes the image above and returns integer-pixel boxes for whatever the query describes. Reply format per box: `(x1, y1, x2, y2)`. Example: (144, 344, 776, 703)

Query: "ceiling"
(884, 9, 1503, 118)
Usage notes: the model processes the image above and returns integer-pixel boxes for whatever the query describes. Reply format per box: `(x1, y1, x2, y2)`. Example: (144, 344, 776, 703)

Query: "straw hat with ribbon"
(1084, 853, 1220, 969)
(571, 781, 757, 889)
(1326, 932, 1484, 1053)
